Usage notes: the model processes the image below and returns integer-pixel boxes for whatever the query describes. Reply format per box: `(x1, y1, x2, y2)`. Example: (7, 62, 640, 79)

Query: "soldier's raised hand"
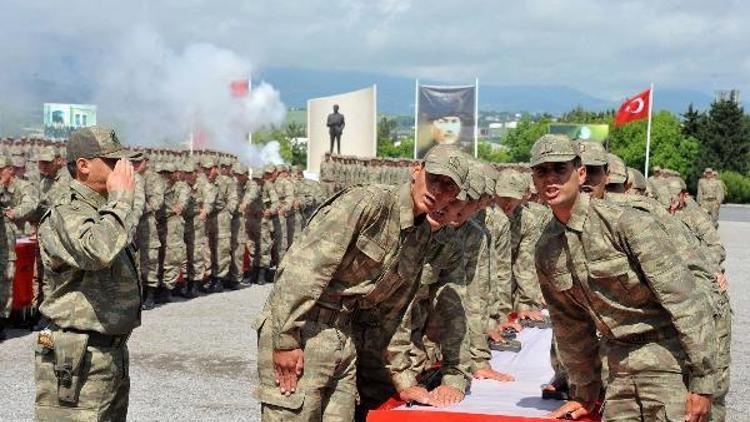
(106, 159, 135, 195)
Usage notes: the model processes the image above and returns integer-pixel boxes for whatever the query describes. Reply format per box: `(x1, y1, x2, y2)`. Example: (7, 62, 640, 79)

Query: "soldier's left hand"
(428, 385, 464, 407)
(473, 367, 514, 383)
(685, 393, 711, 422)
(4, 209, 15, 220)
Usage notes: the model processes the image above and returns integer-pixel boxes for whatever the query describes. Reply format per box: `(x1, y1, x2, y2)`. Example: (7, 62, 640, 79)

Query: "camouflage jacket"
(38, 179, 141, 335)
(507, 204, 547, 311)
(675, 199, 726, 271)
(697, 178, 725, 203)
(257, 182, 431, 351)
(196, 174, 218, 217)
(536, 193, 717, 403)
(384, 225, 472, 392)
(483, 208, 514, 320)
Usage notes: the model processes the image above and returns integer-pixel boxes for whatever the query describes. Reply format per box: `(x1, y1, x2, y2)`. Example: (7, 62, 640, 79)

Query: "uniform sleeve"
(145, 177, 165, 213)
(12, 181, 40, 221)
(617, 210, 717, 394)
(203, 184, 217, 215)
(464, 228, 493, 371)
(691, 208, 726, 270)
(45, 190, 134, 271)
(513, 215, 544, 311)
(226, 182, 240, 214)
(537, 260, 602, 404)
(384, 284, 431, 391)
(268, 190, 380, 350)
(490, 217, 514, 320)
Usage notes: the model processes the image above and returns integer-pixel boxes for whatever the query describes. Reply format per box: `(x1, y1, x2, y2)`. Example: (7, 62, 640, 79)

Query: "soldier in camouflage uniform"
(665, 177, 731, 421)
(697, 168, 725, 227)
(182, 159, 204, 297)
(137, 157, 165, 309)
(197, 157, 219, 292)
(228, 162, 248, 289)
(241, 169, 264, 284)
(210, 158, 237, 289)
(1, 155, 40, 339)
(529, 134, 716, 421)
(35, 126, 140, 420)
(256, 166, 278, 285)
(252, 145, 469, 421)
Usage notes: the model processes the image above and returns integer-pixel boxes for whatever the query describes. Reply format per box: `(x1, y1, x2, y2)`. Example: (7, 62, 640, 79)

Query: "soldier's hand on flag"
(398, 385, 433, 406)
(428, 385, 464, 407)
(548, 400, 593, 420)
(473, 367, 514, 383)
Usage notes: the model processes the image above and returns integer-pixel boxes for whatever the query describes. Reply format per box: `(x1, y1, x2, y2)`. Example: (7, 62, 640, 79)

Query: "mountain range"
(258, 67, 736, 116)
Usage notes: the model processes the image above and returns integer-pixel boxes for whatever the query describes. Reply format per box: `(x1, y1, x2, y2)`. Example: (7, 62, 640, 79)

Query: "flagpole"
(644, 83, 654, 178)
(474, 77, 479, 158)
(414, 78, 419, 159)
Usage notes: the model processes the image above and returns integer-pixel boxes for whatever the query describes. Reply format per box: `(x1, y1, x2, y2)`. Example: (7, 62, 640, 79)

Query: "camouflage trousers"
(35, 334, 130, 421)
(184, 214, 206, 283)
(245, 215, 262, 269)
(0, 259, 12, 318)
(699, 200, 720, 227)
(162, 216, 186, 290)
(137, 215, 161, 288)
(256, 317, 357, 422)
(258, 217, 274, 269)
(271, 215, 287, 266)
(214, 210, 233, 279)
(711, 296, 732, 422)
(353, 320, 397, 417)
(602, 337, 692, 421)
(229, 214, 247, 283)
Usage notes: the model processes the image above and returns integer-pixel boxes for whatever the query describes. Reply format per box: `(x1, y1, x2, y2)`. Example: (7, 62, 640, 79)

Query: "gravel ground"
(1, 207, 748, 421)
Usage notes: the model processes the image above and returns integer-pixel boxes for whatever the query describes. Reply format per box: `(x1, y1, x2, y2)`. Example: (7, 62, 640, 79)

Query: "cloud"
(0, 0, 747, 118)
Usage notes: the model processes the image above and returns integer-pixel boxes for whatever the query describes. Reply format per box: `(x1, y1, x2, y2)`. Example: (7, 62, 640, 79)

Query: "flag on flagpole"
(230, 79, 250, 97)
(614, 88, 651, 127)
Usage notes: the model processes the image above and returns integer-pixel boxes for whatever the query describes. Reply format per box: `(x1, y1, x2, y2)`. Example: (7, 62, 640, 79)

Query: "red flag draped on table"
(614, 88, 651, 127)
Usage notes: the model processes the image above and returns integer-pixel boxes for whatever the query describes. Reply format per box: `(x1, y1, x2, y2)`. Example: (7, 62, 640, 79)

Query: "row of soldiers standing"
(0, 137, 326, 339)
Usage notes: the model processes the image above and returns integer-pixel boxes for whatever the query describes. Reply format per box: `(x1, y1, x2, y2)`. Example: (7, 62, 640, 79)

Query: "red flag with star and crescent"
(614, 88, 651, 127)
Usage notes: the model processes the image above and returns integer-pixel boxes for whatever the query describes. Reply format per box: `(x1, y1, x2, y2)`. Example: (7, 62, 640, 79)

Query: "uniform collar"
(565, 192, 590, 233)
(70, 179, 107, 209)
(398, 182, 416, 230)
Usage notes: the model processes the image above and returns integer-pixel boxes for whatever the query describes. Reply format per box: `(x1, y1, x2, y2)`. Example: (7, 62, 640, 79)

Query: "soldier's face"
(497, 196, 522, 216)
(77, 157, 116, 195)
(0, 166, 14, 185)
(411, 164, 461, 215)
(582, 165, 607, 199)
(38, 160, 55, 177)
(427, 198, 465, 230)
(14, 167, 26, 178)
(451, 199, 481, 227)
(532, 160, 585, 209)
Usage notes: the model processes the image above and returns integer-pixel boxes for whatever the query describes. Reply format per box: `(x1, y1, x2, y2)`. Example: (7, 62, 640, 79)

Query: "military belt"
(49, 325, 130, 348)
(616, 328, 675, 345)
(307, 303, 352, 327)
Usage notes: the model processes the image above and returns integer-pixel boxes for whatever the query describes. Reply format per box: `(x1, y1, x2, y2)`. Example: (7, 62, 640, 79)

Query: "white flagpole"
(644, 83, 654, 178)
(414, 79, 419, 159)
(474, 77, 479, 158)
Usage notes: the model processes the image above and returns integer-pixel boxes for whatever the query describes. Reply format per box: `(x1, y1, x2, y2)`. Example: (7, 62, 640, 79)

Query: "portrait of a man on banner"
(416, 84, 476, 158)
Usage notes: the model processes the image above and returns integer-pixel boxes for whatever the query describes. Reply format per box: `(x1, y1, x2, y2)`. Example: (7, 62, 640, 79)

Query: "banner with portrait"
(415, 84, 477, 159)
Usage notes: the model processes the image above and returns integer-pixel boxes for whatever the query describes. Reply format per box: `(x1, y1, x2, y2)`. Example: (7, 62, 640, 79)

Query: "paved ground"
(1, 206, 748, 421)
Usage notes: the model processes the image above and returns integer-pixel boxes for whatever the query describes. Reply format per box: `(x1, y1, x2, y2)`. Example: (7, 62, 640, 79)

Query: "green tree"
(681, 103, 704, 139)
(376, 116, 414, 158)
(477, 141, 510, 163)
(503, 117, 552, 162)
(608, 110, 699, 182)
(697, 98, 750, 174)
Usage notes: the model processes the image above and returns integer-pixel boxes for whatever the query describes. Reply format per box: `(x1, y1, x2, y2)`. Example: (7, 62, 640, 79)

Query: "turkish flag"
(614, 88, 651, 127)
(230, 79, 249, 97)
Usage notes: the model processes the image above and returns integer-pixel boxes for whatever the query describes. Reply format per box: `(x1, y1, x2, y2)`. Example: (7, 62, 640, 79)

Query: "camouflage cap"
(465, 165, 486, 200)
(199, 156, 215, 169)
(606, 153, 627, 184)
(576, 141, 608, 167)
(160, 162, 176, 173)
(181, 159, 196, 173)
(666, 177, 687, 195)
(495, 169, 527, 200)
(704, 167, 713, 174)
(66, 126, 140, 163)
(529, 134, 577, 167)
(11, 154, 26, 168)
(423, 145, 470, 200)
(264, 164, 276, 174)
(251, 168, 263, 179)
(233, 162, 248, 175)
(626, 167, 647, 190)
(35, 146, 56, 162)
(653, 165, 662, 172)
(527, 172, 537, 194)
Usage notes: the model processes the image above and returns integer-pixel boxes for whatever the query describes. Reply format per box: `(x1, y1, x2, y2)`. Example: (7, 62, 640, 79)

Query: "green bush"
(719, 171, 750, 203)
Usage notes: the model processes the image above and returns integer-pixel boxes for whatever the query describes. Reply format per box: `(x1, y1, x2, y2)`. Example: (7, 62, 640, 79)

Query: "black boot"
(155, 287, 173, 304)
(32, 314, 50, 332)
(0, 318, 7, 342)
(255, 268, 266, 286)
(174, 282, 188, 298)
(212, 277, 224, 293)
(223, 278, 241, 290)
(142, 287, 156, 310)
(198, 278, 213, 294)
(184, 281, 198, 299)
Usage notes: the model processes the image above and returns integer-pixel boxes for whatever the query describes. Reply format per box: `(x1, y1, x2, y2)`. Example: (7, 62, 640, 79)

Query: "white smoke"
(93, 25, 286, 165)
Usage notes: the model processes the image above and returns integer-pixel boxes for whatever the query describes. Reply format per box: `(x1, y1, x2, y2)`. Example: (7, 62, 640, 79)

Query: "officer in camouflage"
(35, 126, 141, 420)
